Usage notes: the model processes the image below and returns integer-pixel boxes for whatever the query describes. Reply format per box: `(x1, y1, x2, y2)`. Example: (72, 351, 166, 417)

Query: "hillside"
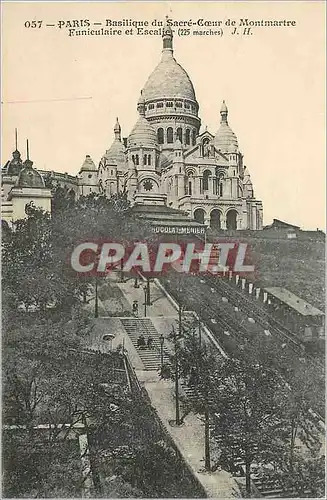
(208, 231, 325, 311)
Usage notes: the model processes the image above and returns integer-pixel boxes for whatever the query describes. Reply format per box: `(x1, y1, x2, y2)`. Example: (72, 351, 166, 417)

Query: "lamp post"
(177, 275, 185, 338)
(178, 303, 186, 338)
(173, 326, 181, 425)
(159, 334, 164, 374)
(94, 276, 99, 318)
(146, 277, 151, 305)
(143, 285, 147, 317)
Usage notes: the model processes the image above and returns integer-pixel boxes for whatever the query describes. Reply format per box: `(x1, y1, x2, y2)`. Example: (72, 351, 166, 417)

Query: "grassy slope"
(208, 231, 325, 311)
(247, 238, 325, 311)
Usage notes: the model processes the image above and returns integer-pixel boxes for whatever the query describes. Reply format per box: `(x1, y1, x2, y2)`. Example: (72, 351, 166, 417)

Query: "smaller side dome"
(17, 159, 45, 188)
(3, 129, 23, 175)
(4, 150, 23, 176)
(102, 118, 126, 165)
(80, 155, 97, 172)
(127, 92, 157, 148)
(214, 100, 239, 153)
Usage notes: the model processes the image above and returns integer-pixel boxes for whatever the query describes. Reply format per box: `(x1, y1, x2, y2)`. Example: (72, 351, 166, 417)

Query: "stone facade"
(2, 19, 263, 229)
(96, 20, 263, 230)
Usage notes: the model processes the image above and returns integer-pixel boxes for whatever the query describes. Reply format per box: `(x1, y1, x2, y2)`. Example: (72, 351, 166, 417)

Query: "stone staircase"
(120, 318, 170, 371)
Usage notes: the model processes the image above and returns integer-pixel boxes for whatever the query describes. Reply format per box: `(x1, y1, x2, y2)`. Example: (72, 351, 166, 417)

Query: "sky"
(2, 1, 326, 229)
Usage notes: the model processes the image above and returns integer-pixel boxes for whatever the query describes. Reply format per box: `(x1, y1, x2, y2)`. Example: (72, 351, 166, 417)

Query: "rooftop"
(265, 286, 324, 316)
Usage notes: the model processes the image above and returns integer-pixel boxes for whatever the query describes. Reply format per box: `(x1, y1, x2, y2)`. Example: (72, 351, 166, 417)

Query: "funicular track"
(160, 272, 324, 497)
(193, 234, 323, 359)
(156, 234, 324, 496)
(202, 270, 325, 423)
(205, 271, 321, 360)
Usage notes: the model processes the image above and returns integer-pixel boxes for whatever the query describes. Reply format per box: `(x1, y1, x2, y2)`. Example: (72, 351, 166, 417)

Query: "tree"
(2, 193, 153, 318)
(211, 358, 287, 496)
(162, 317, 221, 471)
(282, 361, 323, 470)
(260, 450, 325, 498)
(3, 431, 83, 498)
(3, 334, 135, 497)
(281, 453, 325, 497)
(243, 335, 324, 473)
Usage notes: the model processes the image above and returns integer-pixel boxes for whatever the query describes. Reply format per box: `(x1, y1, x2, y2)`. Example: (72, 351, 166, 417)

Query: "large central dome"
(142, 20, 196, 103)
(138, 19, 201, 151)
(142, 57, 196, 101)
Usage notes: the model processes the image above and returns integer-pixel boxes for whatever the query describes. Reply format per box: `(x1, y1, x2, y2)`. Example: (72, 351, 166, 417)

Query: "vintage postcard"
(1, 1, 325, 498)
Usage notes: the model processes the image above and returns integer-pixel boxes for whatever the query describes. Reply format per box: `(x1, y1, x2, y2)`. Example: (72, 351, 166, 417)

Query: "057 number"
(24, 20, 43, 28)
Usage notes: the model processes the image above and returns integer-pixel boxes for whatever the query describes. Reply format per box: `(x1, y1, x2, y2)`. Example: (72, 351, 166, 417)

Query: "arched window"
(135, 155, 139, 166)
(143, 155, 147, 165)
(210, 209, 221, 230)
(148, 155, 151, 166)
(185, 129, 190, 145)
(192, 129, 196, 146)
(167, 127, 174, 143)
(219, 182, 223, 197)
(176, 127, 183, 143)
(157, 128, 164, 144)
(213, 177, 217, 195)
(194, 208, 205, 224)
(132, 155, 135, 164)
(187, 172, 193, 196)
(202, 138, 210, 157)
(203, 169, 211, 191)
(226, 209, 238, 230)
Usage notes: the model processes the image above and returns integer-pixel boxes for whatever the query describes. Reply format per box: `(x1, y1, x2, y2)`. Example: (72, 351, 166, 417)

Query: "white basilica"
(90, 21, 263, 230)
(2, 20, 263, 230)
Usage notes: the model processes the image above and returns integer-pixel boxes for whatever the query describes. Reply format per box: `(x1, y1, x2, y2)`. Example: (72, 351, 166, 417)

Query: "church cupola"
(140, 18, 201, 151)
(3, 129, 23, 176)
(6, 139, 52, 221)
(16, 142, 45, 189)
(114, 117, 121, 140)
(137, 92, 146, 116)
(127, 91, 157, 150)
(162, 16, 173, 56)
(214, 100, 239, 154)
(220, 100, 228, 123)
(79, 154, 99, 196)
(101, 118, 126, 168)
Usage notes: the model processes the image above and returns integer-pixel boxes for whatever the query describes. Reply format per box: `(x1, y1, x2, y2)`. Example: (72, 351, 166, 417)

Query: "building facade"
(2, 20, 263, 229)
